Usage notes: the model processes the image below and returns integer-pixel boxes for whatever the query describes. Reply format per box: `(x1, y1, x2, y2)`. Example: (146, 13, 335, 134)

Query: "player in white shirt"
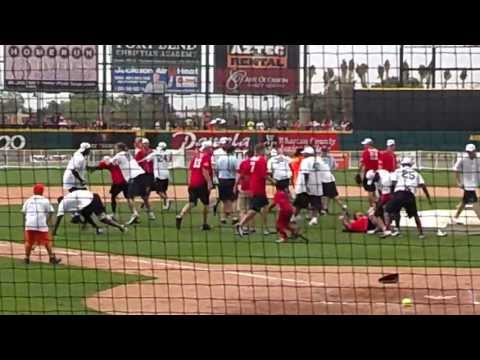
(267, 148, 292, 191)
(140, 142, 173, 211)
(216, 144, 239, 224)
(63, 142, 91, 192)
(453, 144, 480, 224)
(319, 145, 347, 213)
(111, 143, 153, 225)
(22, 183, 61, 265)
(53, 189, 126, 236)
(293, 147, 330, 226)
(383, 158, 434, 239)
(212, 137, 230, 216)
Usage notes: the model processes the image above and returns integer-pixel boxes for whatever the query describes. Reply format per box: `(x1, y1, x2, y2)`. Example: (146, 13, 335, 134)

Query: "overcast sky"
(1, 45, 480, 112)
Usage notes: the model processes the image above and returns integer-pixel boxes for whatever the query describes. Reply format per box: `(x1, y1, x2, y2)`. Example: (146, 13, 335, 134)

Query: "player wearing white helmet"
(453, 144, 480, 224)
(383, 157, 434, 239)
(139, 142, 173, 211)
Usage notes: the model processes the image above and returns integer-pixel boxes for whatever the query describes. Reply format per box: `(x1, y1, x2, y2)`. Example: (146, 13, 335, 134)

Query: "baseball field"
(1, 166, 480, 315)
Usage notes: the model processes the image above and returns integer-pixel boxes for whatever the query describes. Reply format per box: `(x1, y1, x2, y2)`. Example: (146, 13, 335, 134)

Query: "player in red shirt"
(176, 141, 214, 231)
(340, 211, 377, 233)
(358, 138, 380, 206)
(236, 144, 275, 237)
(235, 149, 256, 234)
(379, 139, 398, 173)
(134, 138, 155, 220)
(267, 187, 301, 243)
(88, 156, 130, 219)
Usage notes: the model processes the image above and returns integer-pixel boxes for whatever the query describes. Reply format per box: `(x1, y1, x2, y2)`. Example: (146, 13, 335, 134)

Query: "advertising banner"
(111, 45, 201, 94)
(214, 45, 300, 95)
(4, 45, 98, 92)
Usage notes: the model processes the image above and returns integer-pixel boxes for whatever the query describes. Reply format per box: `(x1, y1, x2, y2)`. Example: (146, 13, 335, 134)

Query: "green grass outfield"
(0, 196, 478, 269)
(0, 257, 147, 315)
(0, 168, 458, 188)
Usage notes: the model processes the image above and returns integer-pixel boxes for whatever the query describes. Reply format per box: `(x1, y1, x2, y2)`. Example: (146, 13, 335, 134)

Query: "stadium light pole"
(399, 44, 405, 87)
(205, 45, 211, 109)
(432, 45, 437, 89)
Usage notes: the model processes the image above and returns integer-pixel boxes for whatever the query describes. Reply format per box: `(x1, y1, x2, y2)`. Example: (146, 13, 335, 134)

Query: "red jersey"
(238, 158, 252, 192)
(273, 190, 293, 214)
(347, 216, 369, 233)
(135, 148, 154, 174)
(379, 150, 397, 172)
(249, 155, 268, 196)
(361, 147, 379, 172)
(189, 153, 213, 188)
(98, 161, 126, 185)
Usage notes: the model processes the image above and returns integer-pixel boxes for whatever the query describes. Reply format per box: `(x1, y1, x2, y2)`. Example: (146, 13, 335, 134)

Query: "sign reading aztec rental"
(214, 45, 300, 95)
(4, 45, 98, 92)
(111, 45, 201, 94)
(167, 131, 338, 153)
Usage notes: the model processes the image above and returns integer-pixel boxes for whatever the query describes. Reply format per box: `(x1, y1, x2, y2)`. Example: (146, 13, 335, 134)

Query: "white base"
(399, 209, 480, 234)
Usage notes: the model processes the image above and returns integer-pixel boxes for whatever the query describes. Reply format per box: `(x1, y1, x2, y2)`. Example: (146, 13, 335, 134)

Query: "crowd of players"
(22, 135, 480, 264)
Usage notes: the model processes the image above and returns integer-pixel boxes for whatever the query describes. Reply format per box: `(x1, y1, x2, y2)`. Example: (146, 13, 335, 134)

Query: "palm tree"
(378, 65, 385, 85)
(443, 70, 452, 88)
(384, 60, 391, 80)
(356, 64, 369, 88)
(348, 59, 355, 83)
(402, 61, 410, 83)
(418, 65, 428, 87)
(460, 69, 468, 88)
(307, 65, 316, 95)
(425, 60, 434, 89)
(341, 60, 348, 83)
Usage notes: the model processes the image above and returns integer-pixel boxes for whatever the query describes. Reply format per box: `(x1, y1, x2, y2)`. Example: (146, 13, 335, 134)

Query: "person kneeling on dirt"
(53, 190, 127, 236)
(339, 208, 381, 234)
(22, 183, 62, 265)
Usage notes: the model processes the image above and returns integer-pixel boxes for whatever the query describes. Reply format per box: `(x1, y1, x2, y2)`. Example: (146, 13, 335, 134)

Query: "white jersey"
(295, 156, 330, 196)
(212, 148, 226, 184)
(145, 150, 171, 180)
(22, 195, 54, 232)
(319, 154, 336, 183)
(63, 151, 87, 190)
(376, 169, 393, 195)
(267, 155, 292, 181)
(111, 151, 145, 182)
(216, 154, 238, 180)
(453, 154, 480, 191)
(57, 190, 94, 217)
(391, 167, 425, 193)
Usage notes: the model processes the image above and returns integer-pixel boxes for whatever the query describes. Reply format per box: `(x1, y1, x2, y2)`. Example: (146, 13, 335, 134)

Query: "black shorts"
(363, 177, 376, 193)
(463, 190, 478, 205)
(144, 173, 155, 189)
(275, 179, 290, 191)
(110, 183, 129, 198)
(385, 191, 418, 218)
(68, 187, 87, 193)
(127, 174, 149, 199)
(322, 182, 339, 199)
(293, 193, 322, 210)
(219, 179, 236, 202)
(250, 195, 269, 213)
(153, 179, 169, 193)
(188, 184, 210, 206)
(81, 194, 106, 218)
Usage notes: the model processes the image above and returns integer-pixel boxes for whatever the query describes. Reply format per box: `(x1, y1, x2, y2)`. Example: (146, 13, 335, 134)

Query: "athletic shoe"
(24, 258, 30, 265)
(437, 230, 448, 237)
(163, 200, 172, 211)
(71, 214, 82, 224)
(220, 219, 227, 225)
(126, 214, 139, 226)
(148, 212, 156, 221)
(320, 210, 327, 216)
(176, 216, 183, 230)
(236, 224, 244, 237)
(454, 218, 465, 225)
(309, 218, 318, 227)
(232, 218, 240, 226)
(120, 225, 128, 234)
(380, 230, 392, 239)
(96, 228, 105, 235)
(49, 257, 62, 265)
(276, 238, 287, 244)
(391, 230, 401, 237)
(264, 229, 275, 236)
(202, 224, 211, 231)
(342, 204, 348, 211)
(419, 234, 426, 240)
(367, 230, 377, 235)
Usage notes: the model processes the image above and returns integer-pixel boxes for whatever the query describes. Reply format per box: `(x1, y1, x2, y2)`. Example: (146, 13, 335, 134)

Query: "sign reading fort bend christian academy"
(111, 45, 201, 94)
(214, 45, 300, 95)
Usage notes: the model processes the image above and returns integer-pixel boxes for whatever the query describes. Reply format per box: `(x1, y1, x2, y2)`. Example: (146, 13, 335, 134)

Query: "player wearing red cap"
(22, 184, 61, 265)
(358, 138, 379, 207)
(268, 186, 299, 243)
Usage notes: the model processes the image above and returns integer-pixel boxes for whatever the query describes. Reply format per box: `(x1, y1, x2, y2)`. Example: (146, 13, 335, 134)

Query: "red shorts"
(380, 194, 393, 206)
(24, 231, 51, 247)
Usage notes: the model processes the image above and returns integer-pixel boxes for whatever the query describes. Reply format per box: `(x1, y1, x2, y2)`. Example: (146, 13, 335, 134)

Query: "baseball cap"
(103, 156, 112, 164)
(142, 138, 150, 145)
(387, 139, 396, 147)
(217, 119, 227, 125)
(466, 144, 477, 152)
(200, 141, 213, 151)
(301, 146, 315, 155)
(401, 157, 413, 166)
(270, 149, 278, 157)
(157, 142, 167, 150)
(80, 142, 91, 151)
(33, 183, 45, 196)
(361, 138, 373, 145)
